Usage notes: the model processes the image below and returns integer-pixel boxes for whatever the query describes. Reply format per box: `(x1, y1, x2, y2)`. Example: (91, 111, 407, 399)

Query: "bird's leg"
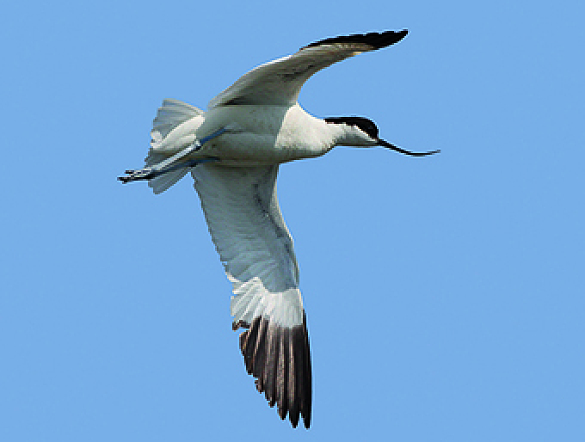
(118, 157, 220, 183)
(119, 145, 197, 183)
(118, 128, 226, 184)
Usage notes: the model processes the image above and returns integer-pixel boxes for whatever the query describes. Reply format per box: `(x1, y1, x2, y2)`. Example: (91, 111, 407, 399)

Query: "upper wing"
(192, 164, 312, 428)
(208, 29, 408, 108)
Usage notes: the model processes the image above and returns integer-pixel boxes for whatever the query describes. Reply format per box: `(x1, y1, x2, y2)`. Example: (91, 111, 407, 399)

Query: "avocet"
(119, 29, 438, 429)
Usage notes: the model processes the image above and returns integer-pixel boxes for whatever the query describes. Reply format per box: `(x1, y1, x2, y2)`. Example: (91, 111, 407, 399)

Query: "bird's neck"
(327, 123, 372, 147)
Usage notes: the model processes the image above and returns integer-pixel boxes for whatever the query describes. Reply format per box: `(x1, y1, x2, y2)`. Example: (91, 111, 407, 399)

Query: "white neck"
(326, 121, 377, 148)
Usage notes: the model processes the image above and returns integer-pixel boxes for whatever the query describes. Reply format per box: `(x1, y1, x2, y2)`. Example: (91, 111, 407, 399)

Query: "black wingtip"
(302, 29, 409, 51)
(237, 314, 312, 429)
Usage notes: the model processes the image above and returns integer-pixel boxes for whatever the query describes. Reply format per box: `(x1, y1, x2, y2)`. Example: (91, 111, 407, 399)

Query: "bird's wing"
(208, 29, 408, 108)
(192, 164, 311, 429)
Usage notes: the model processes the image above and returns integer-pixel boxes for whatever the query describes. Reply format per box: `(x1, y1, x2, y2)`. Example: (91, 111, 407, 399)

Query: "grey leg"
(118, 128, 226, 184)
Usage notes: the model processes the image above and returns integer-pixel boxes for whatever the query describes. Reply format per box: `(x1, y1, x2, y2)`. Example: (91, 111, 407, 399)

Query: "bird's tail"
(145, 99, 205, 194)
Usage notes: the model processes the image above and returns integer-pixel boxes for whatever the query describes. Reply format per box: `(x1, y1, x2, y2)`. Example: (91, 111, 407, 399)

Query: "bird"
(119, 29, 438, 429)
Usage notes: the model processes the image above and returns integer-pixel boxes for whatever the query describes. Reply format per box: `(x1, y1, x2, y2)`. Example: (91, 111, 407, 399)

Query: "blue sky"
(2, 0, 584, 440)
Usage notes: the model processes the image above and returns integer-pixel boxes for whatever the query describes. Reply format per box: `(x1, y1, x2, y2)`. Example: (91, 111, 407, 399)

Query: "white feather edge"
(230, 277, 304, 328)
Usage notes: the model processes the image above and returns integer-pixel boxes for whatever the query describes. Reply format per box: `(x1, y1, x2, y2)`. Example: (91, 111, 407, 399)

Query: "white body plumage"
(153, 104, 337, 167)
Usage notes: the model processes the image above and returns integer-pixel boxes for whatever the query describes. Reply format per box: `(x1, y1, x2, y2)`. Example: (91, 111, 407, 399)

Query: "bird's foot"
(118, 167, 155, 183)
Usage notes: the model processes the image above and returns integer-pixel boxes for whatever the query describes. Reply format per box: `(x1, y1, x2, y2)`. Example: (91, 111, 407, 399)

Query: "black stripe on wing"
(237, 314, 312, 428)
(301, 29, 408, 51)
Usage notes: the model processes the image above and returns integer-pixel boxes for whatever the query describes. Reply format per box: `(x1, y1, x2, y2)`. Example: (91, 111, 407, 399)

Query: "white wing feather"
(192, 164, 312, 428)
(192, 164, 303, 328)
(208, 30, 408, 108)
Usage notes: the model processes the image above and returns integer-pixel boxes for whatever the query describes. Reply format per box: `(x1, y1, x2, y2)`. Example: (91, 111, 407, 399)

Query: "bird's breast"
(199, 104, 333, 165)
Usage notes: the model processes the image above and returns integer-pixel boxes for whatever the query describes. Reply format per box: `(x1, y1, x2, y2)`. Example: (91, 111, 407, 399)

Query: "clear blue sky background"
(2, 1, 584, 440)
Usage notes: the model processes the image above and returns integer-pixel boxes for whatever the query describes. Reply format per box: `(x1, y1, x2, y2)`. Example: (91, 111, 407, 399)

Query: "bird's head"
(325, 116, 439, 157)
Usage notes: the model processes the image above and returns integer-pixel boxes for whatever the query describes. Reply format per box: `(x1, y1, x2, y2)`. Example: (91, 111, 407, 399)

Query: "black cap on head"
(324, 116, 379, 139)
(325, 116, 441, 156)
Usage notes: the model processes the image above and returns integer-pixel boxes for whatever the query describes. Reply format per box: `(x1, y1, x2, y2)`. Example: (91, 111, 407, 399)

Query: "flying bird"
(119, 29, 438, 429)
